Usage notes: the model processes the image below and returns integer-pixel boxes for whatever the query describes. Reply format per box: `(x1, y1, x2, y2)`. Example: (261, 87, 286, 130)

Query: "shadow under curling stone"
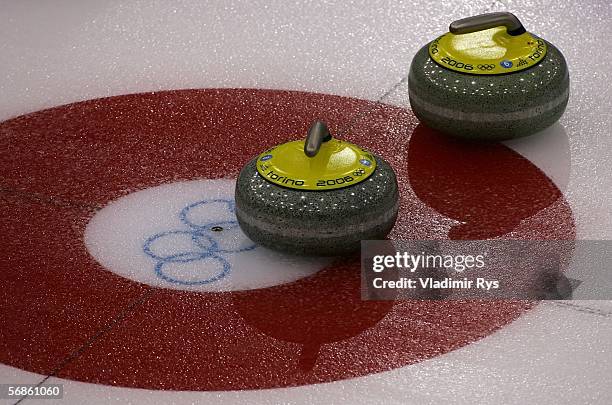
(407, 123, 566, 240)
(232, 255, 396, 373)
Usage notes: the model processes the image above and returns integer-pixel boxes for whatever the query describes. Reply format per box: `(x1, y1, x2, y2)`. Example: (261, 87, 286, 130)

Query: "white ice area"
(84, 179, 330, 292)
(0, 0, 496, 122)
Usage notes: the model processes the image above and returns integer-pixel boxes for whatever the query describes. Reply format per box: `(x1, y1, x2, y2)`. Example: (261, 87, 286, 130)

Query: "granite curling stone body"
(408, 12, 569, 140)
(235, 120, 399, 255)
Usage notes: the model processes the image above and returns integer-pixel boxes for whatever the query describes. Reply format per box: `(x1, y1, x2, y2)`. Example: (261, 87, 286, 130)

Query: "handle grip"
(449, 12, 526, 36)
(304, 120, 332, 157)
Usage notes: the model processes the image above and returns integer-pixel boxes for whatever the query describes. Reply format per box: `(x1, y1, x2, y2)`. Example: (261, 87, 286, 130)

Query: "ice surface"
(0, 0, 495, 121)
(1, 0, 612, 404)
(85, 179, 330, 292)
(23, 304, 612, 404)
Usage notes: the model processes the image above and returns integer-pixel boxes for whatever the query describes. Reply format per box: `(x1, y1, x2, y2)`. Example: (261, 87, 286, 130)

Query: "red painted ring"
(0, 89, 574, 390)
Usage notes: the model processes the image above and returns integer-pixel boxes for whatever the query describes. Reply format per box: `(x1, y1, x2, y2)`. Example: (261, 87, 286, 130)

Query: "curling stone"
(408, 12, 569, 140)
(235, 120, 399, 255)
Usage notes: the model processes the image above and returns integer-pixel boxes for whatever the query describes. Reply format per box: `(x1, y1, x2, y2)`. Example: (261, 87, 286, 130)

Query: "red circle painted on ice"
(0, 89, 574, 390)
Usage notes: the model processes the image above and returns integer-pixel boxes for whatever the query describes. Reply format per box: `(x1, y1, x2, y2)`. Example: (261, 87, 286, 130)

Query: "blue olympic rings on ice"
(142, 199, 256, 285)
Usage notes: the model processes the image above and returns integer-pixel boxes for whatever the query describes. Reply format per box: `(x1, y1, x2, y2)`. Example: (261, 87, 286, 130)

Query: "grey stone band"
(409, 86, 569, 123)
(236, 199, 400, 239)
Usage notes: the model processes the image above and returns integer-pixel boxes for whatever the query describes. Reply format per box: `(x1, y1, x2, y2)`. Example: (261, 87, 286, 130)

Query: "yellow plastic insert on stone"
(256, 138, 377, 190)
(429, 27, 547, 75)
